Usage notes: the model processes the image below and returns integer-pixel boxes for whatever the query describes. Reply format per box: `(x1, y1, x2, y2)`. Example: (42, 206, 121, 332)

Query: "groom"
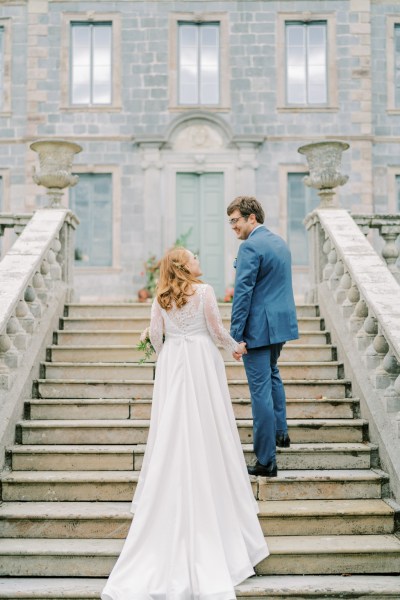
(228, 196, 298, 477)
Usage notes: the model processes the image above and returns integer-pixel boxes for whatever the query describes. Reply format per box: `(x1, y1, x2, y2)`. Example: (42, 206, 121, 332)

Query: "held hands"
(232, 342, 247, 362)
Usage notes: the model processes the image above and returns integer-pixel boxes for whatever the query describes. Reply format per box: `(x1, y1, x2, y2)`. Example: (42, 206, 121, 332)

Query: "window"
(178, 22, 219, 105)
(0, 176, 3, 256)
(69, 173, 113, 267)
(286, 21, 327, 105)
(395, 25, 400, 107)
(169, 13, 229, 110)
(0, 28, 4, 111)
(70, 22, 112, 105)
(396, 175, 400, 211)
(287, 173, 319, 265)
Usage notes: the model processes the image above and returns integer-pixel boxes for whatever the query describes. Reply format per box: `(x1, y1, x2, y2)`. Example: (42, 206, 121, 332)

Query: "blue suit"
(230, 226, 298, 466)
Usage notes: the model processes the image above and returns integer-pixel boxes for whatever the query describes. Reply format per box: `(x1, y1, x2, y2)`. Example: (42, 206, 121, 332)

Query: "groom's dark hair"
(227, 196, 265, 224)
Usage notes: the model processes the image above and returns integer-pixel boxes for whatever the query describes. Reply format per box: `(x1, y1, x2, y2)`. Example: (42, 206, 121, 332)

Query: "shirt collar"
(249, 224, 264, 237)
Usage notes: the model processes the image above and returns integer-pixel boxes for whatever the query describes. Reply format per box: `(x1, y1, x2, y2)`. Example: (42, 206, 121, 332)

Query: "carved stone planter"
(30, 139, 82, 208)
(298, 141, 349, 208)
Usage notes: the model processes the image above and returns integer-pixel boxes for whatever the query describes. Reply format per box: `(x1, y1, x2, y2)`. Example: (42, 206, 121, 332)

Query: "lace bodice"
(149, 284, 240, 356)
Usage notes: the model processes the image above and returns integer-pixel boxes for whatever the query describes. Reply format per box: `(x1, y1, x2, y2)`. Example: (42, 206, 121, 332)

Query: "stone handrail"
(0, 213, 32, 237)
(305, 208, 400, 501)
(0, 208, 78, 469)
(352, 214, 400, 283)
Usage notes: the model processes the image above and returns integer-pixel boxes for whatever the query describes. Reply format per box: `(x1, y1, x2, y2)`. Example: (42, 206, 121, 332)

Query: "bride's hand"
(232, 342, 247, 361)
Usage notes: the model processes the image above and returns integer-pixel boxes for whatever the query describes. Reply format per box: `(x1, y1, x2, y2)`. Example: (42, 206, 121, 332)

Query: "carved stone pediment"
(173, 124, 224, 151)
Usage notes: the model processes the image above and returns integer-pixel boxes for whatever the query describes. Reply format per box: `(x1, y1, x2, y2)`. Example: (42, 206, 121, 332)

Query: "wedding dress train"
(101, 284, 269, 600)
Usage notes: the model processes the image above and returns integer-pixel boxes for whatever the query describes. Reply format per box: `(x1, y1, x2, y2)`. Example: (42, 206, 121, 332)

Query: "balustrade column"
(380, 227, 400, 283)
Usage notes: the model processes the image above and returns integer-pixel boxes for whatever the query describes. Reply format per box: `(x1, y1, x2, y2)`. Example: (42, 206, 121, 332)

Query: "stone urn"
(30, 139, 82, 208)
(298, 140, 349, 208)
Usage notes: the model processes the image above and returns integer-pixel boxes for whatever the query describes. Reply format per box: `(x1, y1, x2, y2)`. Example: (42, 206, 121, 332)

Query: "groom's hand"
(233, 342, 247, 361)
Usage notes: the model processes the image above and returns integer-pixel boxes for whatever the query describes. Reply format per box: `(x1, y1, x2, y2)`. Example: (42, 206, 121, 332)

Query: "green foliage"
(136, 336, 155, 364)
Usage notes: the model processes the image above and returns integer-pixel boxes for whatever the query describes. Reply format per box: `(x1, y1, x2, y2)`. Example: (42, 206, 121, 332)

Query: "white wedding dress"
(101, 284, 269, 600)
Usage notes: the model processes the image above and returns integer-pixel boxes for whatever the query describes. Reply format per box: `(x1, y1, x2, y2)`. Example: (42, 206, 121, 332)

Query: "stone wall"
(0, 0, 398, 298)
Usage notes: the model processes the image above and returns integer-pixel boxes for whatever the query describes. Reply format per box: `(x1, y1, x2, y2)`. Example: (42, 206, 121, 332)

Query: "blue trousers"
(242, 343, 287, 466)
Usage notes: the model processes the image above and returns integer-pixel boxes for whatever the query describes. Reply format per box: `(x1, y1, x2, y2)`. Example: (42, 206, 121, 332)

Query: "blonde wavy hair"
(156, 247, 202, 310)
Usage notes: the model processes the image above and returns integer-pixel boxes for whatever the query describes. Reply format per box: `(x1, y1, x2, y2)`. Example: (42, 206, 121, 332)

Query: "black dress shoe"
(276, 433, 291, 448)
(247, 460, 278, 477)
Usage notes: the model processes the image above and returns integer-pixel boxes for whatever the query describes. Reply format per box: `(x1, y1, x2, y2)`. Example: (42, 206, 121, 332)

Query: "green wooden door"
(176, 172, 224, 298)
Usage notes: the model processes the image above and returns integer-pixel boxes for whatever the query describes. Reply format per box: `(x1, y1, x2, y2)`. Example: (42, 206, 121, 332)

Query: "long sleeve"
(203, 284, 240, 353)
(149, 298, 164, 356)
(230, 242, 260, 342)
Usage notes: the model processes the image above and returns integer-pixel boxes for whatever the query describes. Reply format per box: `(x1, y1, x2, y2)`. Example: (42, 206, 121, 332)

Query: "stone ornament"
(298, 141, 349, 208)
(30, 139, 82, 208)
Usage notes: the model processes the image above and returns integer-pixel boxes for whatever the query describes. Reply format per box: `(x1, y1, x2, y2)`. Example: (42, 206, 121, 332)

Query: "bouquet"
(136, 327, 156, 364)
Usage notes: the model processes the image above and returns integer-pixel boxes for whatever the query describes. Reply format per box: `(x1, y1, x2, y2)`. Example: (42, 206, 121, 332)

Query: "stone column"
(138, 138, 164, 260)
(233, 136, 264, 197)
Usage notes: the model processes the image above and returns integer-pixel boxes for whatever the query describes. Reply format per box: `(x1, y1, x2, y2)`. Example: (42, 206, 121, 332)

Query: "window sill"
(277, 106, 339, 113)
(74, 266, 122, 274)
(60, 105, 122, 112)
(386, 109, 400, 115)
(169, 105, 231, 113)
(0, 111, 12, 117)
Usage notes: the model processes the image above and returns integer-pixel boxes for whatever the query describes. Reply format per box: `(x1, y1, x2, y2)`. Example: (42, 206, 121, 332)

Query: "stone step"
(0, 499, 395, 539)
(60, 316, 324, 332)
(65, 303, 319, 319)
(37, 379, 351, 400)
(48, 343, 336, 364)
(27, 397, 358, 421)
(17, 419, 367, 445)
(41, 361, 344, 382)
(1, 535, 399, 576)
(2, 575, 400, 600)
(55, 329, 331, 347)
(1, 458, 387, 502)
(5, 442, 377, 479)
(1, 468, 385, 503)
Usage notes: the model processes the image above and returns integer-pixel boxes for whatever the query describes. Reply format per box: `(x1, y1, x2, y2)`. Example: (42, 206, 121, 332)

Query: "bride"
(101, 247, 269, 600)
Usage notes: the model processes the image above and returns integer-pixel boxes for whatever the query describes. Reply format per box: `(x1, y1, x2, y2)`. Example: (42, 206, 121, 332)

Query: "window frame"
(61, 12, 121, 112)
(70, 21, 113, 107)
(178, 21, 220, 106)
(0, 169, 10, 212)
(278, 164, 316, 268)
(387, 166, 400, 212)
(0, 19, 11, 115)
(277, 12, 338, 112)
(169, 12, 230, 111)
(386, 16, 400, 113)
(68, 165, 121, 272)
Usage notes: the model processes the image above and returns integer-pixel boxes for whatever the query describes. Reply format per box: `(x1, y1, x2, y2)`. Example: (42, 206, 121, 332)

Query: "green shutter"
(70, 173, 113, 267)
(287, 173, 319, 266)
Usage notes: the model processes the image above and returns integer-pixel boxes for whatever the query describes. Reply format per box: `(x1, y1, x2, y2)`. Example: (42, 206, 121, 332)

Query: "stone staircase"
(1, 302, 400, 599)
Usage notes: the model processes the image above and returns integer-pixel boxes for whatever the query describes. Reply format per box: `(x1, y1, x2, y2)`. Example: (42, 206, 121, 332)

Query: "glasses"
(228, 216, 247, 225)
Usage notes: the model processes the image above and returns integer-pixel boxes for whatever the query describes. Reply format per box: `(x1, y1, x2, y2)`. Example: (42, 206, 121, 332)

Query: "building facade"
(0, 0, 399, 299)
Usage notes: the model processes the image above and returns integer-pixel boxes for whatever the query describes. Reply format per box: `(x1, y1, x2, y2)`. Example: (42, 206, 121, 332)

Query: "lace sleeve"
(203, 285, 240, 353)
(149, 298, 164, 356)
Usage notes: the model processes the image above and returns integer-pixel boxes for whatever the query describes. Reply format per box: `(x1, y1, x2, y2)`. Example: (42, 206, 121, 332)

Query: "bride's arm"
(203, 285, 241, 353)
(149, 298, 164, 356)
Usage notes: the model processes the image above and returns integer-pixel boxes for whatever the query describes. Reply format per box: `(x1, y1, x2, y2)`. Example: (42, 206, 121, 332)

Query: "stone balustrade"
(352, 214, 400, 283)
(306, 208, 400, 500)
(0, 214, 31, 237)
(0, 209, 77, 390)
(0, 209, 78, 468)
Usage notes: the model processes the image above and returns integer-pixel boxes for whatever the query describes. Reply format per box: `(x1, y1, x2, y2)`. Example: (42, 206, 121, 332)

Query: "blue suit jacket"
(230, 226, 299, 348)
